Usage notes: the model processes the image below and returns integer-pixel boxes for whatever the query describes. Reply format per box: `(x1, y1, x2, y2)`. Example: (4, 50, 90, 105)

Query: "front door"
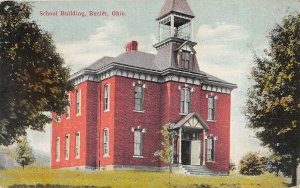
(190, 140, 201, 165)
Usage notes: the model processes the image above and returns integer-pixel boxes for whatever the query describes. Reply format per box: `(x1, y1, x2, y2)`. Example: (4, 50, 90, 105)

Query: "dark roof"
(83, 49, 233, 87)
(158, 0, 194, 19)
(87, 56, 114, 70)
(86, 51, 157, 71)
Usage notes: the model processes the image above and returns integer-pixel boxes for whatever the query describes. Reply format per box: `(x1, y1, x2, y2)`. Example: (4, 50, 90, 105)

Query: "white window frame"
(76, 89, 81, 116)
(65, 134, 70, 160)
(103, 128, 109, 157)
(134, 129, 143, 156)
(56, 137, 60, 162)
(207, 137, 215, 162)
(75, 132, 80, 159)
(208, 96, 216, 120)
(134, 84, 144, 111)
(180, 87, 191, 114)
(104, 85, 110, 111)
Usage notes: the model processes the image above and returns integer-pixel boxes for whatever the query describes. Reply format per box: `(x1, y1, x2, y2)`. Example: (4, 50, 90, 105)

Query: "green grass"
(0, 167, 288, 188)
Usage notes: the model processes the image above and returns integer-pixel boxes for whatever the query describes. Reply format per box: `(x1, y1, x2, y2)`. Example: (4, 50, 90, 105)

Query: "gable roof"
(172, 112, 209, 130)
(86, 51, 157, 71)
(157, 0, 194, 20)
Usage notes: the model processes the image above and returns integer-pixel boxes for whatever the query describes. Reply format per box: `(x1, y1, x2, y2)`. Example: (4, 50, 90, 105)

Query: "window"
(207, 137, 215, 161)
(103, 129, 109, 156)
(57, 116, 61, 122)
(66, 94, 70, 118)
(75, 132, 80, 159)
(56, 137, 60, 162)
(65, 134, 70, 160)
(134, 84, 144, 111)
(208, 96, 216, 120)
(134, 129, 142, 156)
(180, 88, 191, 114)
(76, 90, 81, 115)
(104, 85, 110, 111)
(182, 51, 190, 70)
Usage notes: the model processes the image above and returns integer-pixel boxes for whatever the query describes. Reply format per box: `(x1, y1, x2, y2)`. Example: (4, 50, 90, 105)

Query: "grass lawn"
(0, 168, 288, 188)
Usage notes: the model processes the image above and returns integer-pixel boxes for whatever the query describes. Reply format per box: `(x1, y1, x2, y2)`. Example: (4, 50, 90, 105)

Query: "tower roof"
(157, 0, 194, 20)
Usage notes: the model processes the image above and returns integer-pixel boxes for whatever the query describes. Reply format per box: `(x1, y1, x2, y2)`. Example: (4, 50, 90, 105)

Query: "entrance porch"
(171, 113, 209, 166)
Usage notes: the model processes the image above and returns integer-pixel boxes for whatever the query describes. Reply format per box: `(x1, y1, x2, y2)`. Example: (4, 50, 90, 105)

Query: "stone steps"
(181, 165, 215, 176)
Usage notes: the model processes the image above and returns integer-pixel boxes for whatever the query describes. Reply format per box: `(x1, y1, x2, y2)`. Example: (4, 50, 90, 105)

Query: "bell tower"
(156, 0, 194, 43)
(153, 0, 200, 73)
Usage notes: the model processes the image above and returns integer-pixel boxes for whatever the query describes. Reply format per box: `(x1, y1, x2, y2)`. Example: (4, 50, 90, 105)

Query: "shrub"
(239, 153, 265, 175)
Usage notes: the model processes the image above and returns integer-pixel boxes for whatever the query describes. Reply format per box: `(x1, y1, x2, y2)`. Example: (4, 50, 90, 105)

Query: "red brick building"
(52, 0, 236, 175)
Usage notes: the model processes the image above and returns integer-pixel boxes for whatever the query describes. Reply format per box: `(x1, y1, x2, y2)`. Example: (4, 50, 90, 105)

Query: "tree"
(15, 136, 35, 169)
(239, 153, 266, 176)
(245, 13, 300, 186)
(154, 123, 175, 173)
(0, 1, 73, 146)
(265, 153, 293, 177)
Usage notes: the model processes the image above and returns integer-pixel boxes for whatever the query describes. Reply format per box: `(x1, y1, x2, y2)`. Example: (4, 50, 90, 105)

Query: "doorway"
(181, 140, 191, 165)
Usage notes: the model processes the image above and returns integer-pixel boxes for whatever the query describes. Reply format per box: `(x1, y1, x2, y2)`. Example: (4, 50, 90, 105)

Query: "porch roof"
(173, 112, 209, 130)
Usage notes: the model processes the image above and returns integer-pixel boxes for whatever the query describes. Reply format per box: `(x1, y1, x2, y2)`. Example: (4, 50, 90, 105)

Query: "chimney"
(126, 41, 138, 52)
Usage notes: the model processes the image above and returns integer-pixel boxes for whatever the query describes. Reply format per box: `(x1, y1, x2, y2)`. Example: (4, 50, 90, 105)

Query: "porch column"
(171, 135, 174, 165)
(178, 127, 182, 164)
(202, 130, 206, 165)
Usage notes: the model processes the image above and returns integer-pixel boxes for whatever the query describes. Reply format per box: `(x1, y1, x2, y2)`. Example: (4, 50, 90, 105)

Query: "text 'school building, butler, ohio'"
(51, 0, 237, 175)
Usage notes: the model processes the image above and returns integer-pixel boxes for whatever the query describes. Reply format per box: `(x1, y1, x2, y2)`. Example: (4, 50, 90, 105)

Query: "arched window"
(75, 132, 80, 159)
(180, 87, 191, 114)
(104, 85, 110, 111)
(182, 51, 190, 71)
(134, 129, 143, 156)
(208, 96, 216, 120)
(103, 128, 109, 156)
(76, 90, 81, 115)
(134, 84, 144, 111)
(65, 134, 70, 160)
(56, 137, 60, 162)
(207, 137, 216, 161)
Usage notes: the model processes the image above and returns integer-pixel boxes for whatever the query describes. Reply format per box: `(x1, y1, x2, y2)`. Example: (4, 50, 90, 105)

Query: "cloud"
(196, 23, 251, 81)
(56, 21, 156, 73)
(197, 22, 249, 42)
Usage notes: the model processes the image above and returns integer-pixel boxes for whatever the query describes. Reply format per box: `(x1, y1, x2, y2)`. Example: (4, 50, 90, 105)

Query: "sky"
(25, 0, 300, 165)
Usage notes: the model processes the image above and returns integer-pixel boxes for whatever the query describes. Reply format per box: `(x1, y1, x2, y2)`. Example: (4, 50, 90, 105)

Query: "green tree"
(265, 153, 293, 177)
(0, 1, 73, 146)
(15, 136, 35, 169)
(154, 123, 175, 173)
(239, 153, 266, 176)
(246, 13, 300, 185)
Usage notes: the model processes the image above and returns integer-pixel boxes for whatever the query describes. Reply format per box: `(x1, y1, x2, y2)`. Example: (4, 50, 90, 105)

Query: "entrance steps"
(180, 165, 215, 176)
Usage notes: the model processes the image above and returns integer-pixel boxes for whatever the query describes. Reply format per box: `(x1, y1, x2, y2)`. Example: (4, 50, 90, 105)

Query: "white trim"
(133, 155, 144, 158)
(133, 110, 145, 113)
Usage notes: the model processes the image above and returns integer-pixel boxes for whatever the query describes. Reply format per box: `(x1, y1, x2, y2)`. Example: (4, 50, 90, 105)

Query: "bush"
(239, 153, 265, 175)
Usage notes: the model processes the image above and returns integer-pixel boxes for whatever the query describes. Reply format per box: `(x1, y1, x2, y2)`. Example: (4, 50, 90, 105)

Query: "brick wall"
(51, 82, 88, 168)
(114, 76, 162, 167)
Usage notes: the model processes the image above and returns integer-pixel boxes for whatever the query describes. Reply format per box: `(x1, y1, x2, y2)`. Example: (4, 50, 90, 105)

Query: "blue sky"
(26, 0, 299, 165)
